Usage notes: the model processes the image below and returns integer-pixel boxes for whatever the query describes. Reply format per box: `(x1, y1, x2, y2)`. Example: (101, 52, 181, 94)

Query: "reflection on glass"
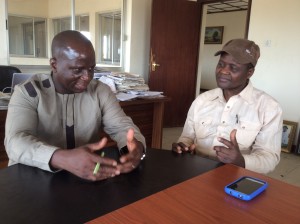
(8, 15, 47, 57)
(98, 12, 121, 65)
(7, 0, 123, 66)
(53, 17, 71, 36)
(53, 15, 89, 37)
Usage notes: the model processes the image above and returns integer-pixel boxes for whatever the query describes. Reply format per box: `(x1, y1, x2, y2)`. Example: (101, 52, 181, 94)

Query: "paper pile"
(94, 70, 164, 101)
(107, 72, 149, 92)
(116, 91, 164, 101)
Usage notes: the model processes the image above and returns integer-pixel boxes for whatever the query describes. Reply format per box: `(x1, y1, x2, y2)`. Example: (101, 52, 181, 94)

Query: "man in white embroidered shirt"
(172, 39, 283, 174)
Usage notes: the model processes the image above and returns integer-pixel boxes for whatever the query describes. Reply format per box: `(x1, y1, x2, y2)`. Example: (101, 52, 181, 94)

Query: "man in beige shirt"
(5, 30, 146, 181)
(172, 39, 283, 174)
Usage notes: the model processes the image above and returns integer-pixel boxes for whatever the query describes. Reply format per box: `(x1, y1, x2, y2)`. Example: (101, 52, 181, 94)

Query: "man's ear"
(246, 67, 254, 79)
(50, 58, 57, 72)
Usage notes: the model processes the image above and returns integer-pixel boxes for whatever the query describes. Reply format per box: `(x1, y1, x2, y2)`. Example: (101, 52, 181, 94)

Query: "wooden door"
(148, 0, 201, 127)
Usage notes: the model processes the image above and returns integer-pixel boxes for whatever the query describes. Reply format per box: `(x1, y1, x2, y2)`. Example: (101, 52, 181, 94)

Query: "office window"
(7, 0, 124, 67)
(8, 15, 47, 58)
(53, 15, 90, 37)
(98, 11, 121, 66)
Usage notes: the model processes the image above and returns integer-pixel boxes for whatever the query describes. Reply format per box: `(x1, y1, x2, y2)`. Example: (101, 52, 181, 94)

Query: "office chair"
(0, 65, 21, 93)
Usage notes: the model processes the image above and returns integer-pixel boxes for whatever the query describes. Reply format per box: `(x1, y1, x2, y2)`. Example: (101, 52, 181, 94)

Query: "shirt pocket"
(236, 120, 262, 148)
(195, 117, 215, 139)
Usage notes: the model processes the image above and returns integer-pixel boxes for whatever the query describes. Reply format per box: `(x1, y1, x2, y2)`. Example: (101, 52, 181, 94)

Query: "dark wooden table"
(90, 164, 300, 224)
(0, 148, 221, 224)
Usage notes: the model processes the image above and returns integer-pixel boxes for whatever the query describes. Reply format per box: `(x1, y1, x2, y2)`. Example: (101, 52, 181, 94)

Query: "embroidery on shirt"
(24, 82, 37, 97)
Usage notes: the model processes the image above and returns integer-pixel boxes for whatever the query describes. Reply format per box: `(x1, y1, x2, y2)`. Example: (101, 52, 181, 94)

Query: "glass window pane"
(53, 15, 89, 37)
(113, 13, 121, 63)
(53, 17, 71, 36)
(8, 16, 34, 56)
(77, 15, 89, 31)
(8, 16, 47, 58)
(34, 18, 47, 57)
(98, 11, 121, 65)
(7, 0, 124, 66)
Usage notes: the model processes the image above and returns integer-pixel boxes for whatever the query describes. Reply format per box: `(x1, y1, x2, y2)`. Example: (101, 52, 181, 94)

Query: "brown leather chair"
(0, 65, 21, 93)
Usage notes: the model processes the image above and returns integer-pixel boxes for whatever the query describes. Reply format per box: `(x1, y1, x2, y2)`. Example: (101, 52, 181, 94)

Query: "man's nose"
(80, 70, 91, 80)
(220, 66, 230, 75)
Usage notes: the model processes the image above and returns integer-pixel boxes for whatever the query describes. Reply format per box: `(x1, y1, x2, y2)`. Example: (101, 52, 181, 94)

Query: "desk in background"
(91, 164, 300, 224)
(0, 97, 170, 168)
(0, 148, 221, 224)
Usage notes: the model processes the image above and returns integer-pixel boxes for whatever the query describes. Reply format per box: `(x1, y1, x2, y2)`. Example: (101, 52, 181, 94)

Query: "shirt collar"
(237, 80, 254, 104)
(214, 80, 254, 104)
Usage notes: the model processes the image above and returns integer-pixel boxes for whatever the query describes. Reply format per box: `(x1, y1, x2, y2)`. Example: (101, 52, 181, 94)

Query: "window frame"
(8, 14, 48, 58)
(97, 10, 122, 67)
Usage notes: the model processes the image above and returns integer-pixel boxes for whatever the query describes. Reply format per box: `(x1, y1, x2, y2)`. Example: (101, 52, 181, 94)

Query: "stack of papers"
(116, 91, 164, 101)
(98, 76, 117, 93)
(93, 70, 163, 101)
(108, 72, 149, 92)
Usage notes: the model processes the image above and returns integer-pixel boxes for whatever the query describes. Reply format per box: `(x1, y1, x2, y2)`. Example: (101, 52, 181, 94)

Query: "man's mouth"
(75, 82, 88, 91)
(217, 76, 230, 83)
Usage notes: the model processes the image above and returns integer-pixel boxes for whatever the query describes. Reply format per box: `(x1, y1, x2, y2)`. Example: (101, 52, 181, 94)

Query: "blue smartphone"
(224, 176, 268, 201)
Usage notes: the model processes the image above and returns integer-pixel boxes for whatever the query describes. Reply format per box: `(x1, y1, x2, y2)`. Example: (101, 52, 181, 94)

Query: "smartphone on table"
(224, 176, 268, 201)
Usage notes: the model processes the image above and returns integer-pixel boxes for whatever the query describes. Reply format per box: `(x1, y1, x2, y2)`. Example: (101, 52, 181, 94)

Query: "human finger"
(88, 137, 108, 152)
(214, 147, 230, 163)
(93, 163, 121, 179)
(230, 129, 238, 148)
(178, 142, 190, 152)
(126, 128, 135, 152)
(189, 144, 196, 154)
(217, 136, 234, 149)
(172, 143, 183, 153)
(117, 161, 136, 173)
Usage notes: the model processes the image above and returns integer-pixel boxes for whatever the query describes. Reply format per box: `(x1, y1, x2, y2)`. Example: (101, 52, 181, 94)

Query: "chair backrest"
(0, 66, 21, 93)
(11, 73, 34, 93)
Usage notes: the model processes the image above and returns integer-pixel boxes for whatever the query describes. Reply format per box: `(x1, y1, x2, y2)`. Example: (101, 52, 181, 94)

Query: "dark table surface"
(0, 148, 222, 224)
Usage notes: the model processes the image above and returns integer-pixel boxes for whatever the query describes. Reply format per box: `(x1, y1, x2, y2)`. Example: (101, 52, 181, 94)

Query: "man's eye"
(217, 62, 224, 68)
(72, 68, 81, 73)
(230, 66, 238, 72)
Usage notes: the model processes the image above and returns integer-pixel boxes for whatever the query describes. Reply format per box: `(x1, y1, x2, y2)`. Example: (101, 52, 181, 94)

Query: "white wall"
(201, 11, 247, 90)
(124, 0, 152, 81)
(249, 0, 300, 144)
(0, 0, 8, 65)
(8, 0, 48, 17)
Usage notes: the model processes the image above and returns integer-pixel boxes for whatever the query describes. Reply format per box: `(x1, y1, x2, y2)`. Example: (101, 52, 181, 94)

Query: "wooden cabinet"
(0, 97, 169, 169)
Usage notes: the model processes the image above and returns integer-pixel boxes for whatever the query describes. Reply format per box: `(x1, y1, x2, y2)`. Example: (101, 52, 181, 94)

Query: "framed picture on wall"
(204, 26, 224, 44)
(297, 130, 300, 154)
(281, 120, 298, 153)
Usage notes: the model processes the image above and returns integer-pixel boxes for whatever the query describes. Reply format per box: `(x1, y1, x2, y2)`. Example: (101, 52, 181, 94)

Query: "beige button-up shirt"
(5, 74, 145, 171)
(178, 81, 283, 174)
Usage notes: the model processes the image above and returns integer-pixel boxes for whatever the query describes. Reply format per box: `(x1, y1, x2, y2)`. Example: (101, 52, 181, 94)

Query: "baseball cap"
(214, 39, 260, 67)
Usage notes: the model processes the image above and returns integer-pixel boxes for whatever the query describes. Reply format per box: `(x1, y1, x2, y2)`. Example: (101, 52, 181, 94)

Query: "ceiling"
(207, 0, 249, 14)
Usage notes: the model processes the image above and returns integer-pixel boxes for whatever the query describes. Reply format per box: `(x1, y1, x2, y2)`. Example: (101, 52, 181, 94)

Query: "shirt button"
(222, 121, 225, 123)
(227, 106, 230, 109)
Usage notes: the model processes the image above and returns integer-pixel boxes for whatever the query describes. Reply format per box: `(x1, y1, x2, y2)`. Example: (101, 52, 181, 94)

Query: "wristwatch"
(120, 145, 146, 160)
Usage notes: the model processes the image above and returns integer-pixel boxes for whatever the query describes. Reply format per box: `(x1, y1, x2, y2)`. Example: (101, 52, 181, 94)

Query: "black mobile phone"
(224, 176, 268, 201)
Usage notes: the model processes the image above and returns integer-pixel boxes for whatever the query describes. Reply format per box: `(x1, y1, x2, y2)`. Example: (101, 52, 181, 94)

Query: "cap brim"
(214, 50, 255, 66)
(214, 50, 224, 56)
